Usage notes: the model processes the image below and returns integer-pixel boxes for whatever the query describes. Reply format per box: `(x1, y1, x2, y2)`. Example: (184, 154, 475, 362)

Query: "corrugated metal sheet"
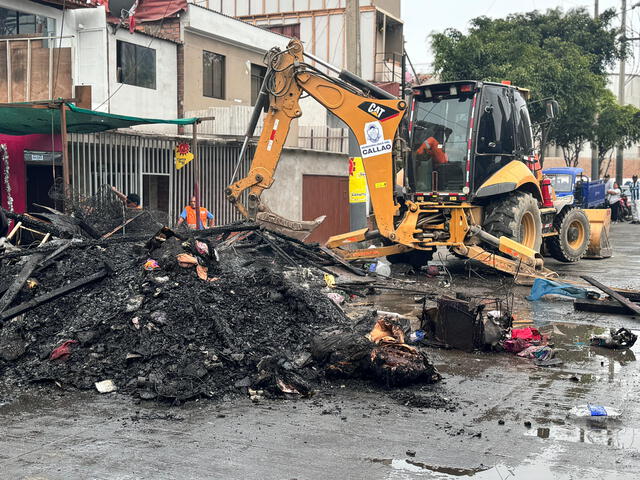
(68, 131, 253, 226)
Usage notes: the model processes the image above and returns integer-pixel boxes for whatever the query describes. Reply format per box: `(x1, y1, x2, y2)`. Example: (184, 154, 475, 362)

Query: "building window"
(116, 40, 156, 89)
(267, 24, 300, 39)
(251, 64, 267, 105)
(0, 7, 54, 36)
(203, 51, 225, 99)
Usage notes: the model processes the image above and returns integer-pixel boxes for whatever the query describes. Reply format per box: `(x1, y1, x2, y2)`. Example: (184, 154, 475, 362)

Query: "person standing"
(176, 196, 215, 229)
(629, 175, 640, 224)
(607, 181, 622, 222)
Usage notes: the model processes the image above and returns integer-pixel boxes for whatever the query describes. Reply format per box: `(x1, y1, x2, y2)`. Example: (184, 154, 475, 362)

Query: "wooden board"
(574, 298, 634, 315)
(581, 275, 640, 316)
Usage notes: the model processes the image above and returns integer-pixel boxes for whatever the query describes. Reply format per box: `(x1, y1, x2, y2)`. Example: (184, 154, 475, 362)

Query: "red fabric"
(511, 327, 542, 342)
(105, 0, 187, 23)
(50, 340, 78, 361)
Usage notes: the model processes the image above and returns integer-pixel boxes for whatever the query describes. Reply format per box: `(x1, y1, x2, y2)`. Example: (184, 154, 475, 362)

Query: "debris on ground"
(590, 328, 638, 349)
(0, 190, 444, 402)
(311, 315, 440, 387)
(526, 278, 593, 301)
(421, 295, 512, 352)
(570, 404, 621, 419)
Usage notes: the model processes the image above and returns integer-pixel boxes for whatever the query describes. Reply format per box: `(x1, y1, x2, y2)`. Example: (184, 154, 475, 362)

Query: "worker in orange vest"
(416, 137, 448, 165)
(177, 196, 215, 229)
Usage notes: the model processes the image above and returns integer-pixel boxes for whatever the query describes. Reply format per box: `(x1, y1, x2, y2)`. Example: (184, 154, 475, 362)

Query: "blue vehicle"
(542, 167, 605, 209)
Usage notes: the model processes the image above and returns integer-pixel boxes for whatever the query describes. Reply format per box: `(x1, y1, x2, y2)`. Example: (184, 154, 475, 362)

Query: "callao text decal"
(360, 121, 392, 159)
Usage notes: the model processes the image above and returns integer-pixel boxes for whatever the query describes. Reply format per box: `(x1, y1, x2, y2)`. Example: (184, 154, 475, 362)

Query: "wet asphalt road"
(2, 223, 640, 479)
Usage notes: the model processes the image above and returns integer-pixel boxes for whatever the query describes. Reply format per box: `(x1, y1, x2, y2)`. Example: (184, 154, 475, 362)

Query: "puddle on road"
(368, 458, 487, 476)
(525, 423, 640, 449)
(367, 445, 618, 479)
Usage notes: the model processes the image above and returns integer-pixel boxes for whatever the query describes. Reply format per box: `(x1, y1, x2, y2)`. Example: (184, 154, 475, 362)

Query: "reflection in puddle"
(369, 446, 619, 479)
(368, 458, 487, 476)
(526, 424, 639, 449)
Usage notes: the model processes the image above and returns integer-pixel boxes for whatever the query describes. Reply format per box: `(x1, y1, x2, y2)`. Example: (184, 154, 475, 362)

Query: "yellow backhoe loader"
(226, 39, 611, 284)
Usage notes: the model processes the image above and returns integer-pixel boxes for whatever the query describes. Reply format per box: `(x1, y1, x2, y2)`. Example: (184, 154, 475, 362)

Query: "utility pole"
(345, 0, 365, 230)
(591, 0, 599, 179)
(345, 0, 361, 76)
(616, 0, 627, 185)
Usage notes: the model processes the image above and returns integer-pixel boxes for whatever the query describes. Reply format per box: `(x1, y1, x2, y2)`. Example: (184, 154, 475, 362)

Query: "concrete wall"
(261, 147, 348, 220)
(183, 31, 267, 110)
(372, 0, 400, 18)
(105, 29, 178, 133)
(73, 7, 109, 109)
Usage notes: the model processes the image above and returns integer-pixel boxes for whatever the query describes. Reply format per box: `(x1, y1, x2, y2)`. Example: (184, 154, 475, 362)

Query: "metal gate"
(68, 131, 253, 226)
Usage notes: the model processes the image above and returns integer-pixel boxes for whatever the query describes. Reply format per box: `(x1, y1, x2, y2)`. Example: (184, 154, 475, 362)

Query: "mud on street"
(1, 223, 640, 479)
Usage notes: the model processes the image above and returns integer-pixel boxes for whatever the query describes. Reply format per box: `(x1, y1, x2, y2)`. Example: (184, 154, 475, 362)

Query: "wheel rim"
(519, 212, 536, 248)
(567, 219, 585, 250)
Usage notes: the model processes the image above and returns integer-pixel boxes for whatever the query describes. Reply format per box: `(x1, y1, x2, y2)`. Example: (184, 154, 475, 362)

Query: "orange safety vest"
(184, 206, 210, 228)
(417, 137, 448, 164)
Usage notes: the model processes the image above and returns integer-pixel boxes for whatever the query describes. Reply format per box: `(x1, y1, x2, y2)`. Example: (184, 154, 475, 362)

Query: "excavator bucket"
(583, 209, 612, 259)
(255, 208, 326, 242)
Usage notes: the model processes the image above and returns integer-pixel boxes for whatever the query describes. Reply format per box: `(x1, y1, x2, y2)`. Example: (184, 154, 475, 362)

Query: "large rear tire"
(546, 207, 590, 262)
(482, 191, 543, 252)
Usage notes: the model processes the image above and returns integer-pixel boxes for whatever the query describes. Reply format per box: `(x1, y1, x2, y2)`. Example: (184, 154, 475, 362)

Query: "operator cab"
(407, 81, 535, 202)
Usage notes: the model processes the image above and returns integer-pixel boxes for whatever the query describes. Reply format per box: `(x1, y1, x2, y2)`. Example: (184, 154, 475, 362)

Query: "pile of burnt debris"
(0, 195, 441, 403)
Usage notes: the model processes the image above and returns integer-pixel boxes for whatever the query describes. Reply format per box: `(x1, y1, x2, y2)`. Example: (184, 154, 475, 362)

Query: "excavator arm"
(225, 39, 558, 285)
(225, 39, 406, 241)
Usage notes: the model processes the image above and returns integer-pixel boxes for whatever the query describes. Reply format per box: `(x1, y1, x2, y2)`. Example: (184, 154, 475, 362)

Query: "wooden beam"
(60, 102, 70, 190)
(0, 253, 44, 313)
(581, 275, 640, 316)
(574, 298, 632, 315)
(0, 264, 111, 322)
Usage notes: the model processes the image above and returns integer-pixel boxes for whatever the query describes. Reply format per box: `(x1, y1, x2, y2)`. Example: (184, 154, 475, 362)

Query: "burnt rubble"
(0, 214, 440, 403)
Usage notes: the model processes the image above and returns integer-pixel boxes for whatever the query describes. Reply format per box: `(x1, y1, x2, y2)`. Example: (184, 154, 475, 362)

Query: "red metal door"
(302, 174, 349, 243)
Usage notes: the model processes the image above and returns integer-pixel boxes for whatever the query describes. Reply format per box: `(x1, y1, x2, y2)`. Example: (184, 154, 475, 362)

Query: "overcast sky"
(402, 0, 623, 73)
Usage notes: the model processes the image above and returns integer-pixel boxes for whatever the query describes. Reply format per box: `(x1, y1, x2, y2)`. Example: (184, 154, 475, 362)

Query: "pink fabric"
(503, 338, 531, 354)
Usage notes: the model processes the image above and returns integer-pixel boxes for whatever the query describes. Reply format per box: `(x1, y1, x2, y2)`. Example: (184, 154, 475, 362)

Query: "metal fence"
(68, 131, 254, 226)
(185, 107, 349, 153)
(298, 125, 348, 153)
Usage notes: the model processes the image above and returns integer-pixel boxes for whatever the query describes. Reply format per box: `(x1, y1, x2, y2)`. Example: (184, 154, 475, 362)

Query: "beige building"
(190, 0, 404, 90)
(181, 4, 290, 113)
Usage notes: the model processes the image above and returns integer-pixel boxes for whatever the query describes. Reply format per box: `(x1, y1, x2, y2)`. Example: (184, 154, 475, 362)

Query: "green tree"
(594, 91, 640, 176)
(431, 8, 622, 167)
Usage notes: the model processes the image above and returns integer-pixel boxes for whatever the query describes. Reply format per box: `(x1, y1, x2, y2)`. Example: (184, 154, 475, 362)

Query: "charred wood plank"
(0, 253, 44, 313)
(573, 298, 633, 315)
(0, 263, 112, 322)
(255, 231, 298, 267)
(319, 246, 366, 276)
(1, 208, 71, 239)
(581, 276, 640, 316)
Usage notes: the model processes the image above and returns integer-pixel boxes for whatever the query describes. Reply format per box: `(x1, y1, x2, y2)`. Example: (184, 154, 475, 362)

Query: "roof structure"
(0, 102, 197, 136)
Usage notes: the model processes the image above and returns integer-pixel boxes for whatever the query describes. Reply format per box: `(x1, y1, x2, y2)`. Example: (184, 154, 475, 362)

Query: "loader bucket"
(256, 209, 326, 242)
(583, 209, 612, 259)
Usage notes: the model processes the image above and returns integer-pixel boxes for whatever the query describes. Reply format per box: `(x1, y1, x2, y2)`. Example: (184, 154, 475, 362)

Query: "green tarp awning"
(0, 103, 198, 135)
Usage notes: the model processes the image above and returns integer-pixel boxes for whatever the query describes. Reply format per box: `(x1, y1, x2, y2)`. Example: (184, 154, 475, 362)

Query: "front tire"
(546, 207, 590, 262)
(483, 191, 543, 252)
